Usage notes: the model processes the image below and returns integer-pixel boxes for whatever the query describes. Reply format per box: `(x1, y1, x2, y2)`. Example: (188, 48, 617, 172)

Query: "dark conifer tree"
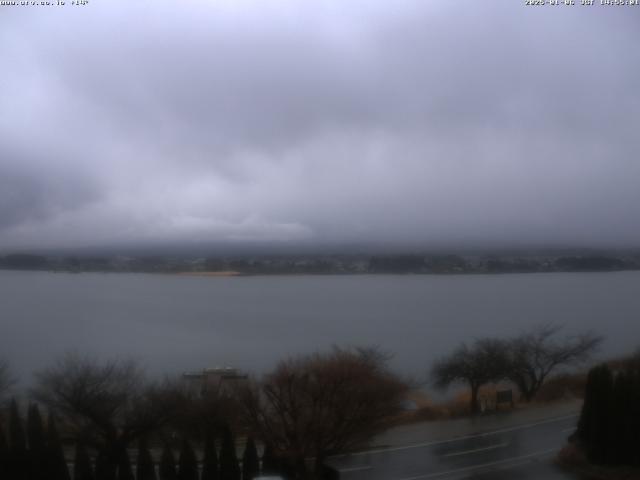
(610, 372, 634, 465)
(241, 438, 259, 480)
(577, 367, 598, 445)
(631, 370, 640, 467)
(95, 449, 117, 480)
(136, 438, 157, 480)
(46, 413, 71, 480)
(74, 442, 95, 480)
(0, 424, 9, 480)
(201, 432, 219, 480)
(117, 448, 135, 480)
(280, 457, 296, 480)
(27, 404, 47, 480)
(594, 365, 614, 465)
(577, 365, 614, 465)
(219, 425, 240, 480)
(9, 399, 28, 480)
(178, 439, 198, 480)
(27, 404, 46, 450)
(574, 358, 640, 466)
(159, 443, 178, 480)
(260, 444, 278, 476)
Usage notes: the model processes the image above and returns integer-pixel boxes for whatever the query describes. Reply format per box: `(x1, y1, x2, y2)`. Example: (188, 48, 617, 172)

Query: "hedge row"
(0, 401, 288, 480)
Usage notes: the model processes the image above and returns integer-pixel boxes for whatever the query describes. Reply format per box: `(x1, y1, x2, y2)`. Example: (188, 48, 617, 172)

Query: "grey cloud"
(0, 167, 50, 229)
(0, 147, 101, 232)
(0, 0, 639, 249)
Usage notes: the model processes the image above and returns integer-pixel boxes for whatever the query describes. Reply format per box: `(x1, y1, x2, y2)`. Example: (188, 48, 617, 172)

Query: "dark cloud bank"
(1, 0, 639, 253)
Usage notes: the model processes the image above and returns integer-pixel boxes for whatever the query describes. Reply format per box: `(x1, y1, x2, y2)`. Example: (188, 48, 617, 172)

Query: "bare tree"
(32, 353, 179, 470)
(431, 338, 510, 414)
(237, 346, 407, 479)
(507, 324, 602, 402)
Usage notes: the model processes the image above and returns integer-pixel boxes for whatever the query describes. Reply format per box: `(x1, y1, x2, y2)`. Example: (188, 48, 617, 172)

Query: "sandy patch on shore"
(177, 271, 242, 277)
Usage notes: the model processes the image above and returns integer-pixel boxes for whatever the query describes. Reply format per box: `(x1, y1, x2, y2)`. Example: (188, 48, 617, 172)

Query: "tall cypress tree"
(577, 365, 614, 465)
(117, 448, 135, 480)
(260, 444, 278, 476)
(219, 426, 240, 480)
(577, 366, 598, 446)
(46, 413, 71, 480)
(95, 449, 117, 480)
(136, 438, 157, 480)
(27, 404, 47, 480)
(201, 432, 219, 480)
(27, 404, 46, 451)
(74, 442, 95, 480)
(0, 424, 9, 480)
(578, 361, 640, 467)
(241, 438, 259, 480)
(159, 443, 178, 480)
(178, 439, 198, 480)
(611, 372, 634, 465)
(9, 399, 28, 480)
(595, 365, 614, 465)
(631, 370, 640, 467)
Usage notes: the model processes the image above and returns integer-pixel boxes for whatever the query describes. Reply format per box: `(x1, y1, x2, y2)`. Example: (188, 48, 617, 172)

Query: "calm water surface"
(1, 270, 639, 383)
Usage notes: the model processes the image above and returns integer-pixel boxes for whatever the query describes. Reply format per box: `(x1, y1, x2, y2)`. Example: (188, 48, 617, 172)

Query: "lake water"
(1, 270, 639, 386)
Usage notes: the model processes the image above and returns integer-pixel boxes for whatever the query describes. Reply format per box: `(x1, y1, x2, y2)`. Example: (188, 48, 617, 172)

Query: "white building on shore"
(182, 366, 248, 396)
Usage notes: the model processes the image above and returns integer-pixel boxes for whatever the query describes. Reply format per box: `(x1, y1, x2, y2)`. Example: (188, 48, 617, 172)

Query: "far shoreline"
(1, 268, 640, 278)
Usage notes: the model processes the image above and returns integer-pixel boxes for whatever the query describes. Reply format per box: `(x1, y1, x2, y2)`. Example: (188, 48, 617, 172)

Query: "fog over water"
(2, 270, 639, 385)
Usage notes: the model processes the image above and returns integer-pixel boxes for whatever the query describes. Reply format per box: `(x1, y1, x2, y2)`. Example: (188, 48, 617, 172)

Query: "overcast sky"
(1, 0, 639, 252)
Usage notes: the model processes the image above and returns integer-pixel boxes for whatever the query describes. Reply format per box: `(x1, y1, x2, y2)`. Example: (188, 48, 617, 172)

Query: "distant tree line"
(0, 254, 49, 270)
(1, 252, 639, 275)
(431, 325, 602, 414)
(574, 353, 640, 466)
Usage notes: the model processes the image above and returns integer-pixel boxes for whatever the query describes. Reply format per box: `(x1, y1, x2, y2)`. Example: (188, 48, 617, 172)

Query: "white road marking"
(442, 442, 509, 458)
(335, 413, 578, 458)
(396, 448, 557, 480)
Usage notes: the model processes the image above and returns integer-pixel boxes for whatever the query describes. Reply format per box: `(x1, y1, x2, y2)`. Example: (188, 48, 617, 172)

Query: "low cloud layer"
(1, 1, 639, 250)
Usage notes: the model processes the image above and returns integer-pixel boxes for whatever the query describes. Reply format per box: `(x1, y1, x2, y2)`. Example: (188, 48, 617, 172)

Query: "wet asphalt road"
(328, 414, 583, 480)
